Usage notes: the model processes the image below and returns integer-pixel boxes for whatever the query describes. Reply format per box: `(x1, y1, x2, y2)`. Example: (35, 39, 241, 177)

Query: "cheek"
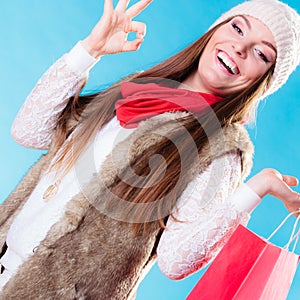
(255, 68, 268, 81)
(245, 61, 268, 80)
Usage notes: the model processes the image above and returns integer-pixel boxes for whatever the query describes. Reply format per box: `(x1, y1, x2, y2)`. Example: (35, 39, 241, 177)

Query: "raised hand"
(246, 168, 300, 215)
(81, 0, 152, 58)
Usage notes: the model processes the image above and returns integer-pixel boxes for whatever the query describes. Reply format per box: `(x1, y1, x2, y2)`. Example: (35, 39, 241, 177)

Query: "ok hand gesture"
(82, 0, 152, 58)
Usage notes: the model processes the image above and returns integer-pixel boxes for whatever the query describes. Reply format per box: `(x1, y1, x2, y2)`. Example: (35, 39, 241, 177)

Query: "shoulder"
(220, 123, 253, 154)
(199, 122, 254, 180)
(220, 123, 254, 179)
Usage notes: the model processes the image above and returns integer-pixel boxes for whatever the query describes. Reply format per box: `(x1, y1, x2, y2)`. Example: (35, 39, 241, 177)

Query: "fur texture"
(0, 112, 253, 299)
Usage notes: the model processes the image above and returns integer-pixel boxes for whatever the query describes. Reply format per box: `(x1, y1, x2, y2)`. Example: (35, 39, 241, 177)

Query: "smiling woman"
(1, 0, 300, 299)
(182, 15, 277, 96)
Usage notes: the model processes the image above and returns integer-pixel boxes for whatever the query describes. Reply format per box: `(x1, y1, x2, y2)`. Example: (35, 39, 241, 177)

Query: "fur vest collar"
(0, 112, 253, 299)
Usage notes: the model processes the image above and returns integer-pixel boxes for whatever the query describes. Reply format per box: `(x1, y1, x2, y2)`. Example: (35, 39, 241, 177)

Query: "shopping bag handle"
(286, 221, 300, 252)
(289, 232, 299, 253)
(267, 209, 300, 252)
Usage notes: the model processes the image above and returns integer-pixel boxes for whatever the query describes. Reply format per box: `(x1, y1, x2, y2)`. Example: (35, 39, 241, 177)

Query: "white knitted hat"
(211, 0, 300, 98)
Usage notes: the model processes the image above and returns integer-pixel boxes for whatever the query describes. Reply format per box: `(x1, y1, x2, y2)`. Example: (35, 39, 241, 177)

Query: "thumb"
(282, 175, 299, 187)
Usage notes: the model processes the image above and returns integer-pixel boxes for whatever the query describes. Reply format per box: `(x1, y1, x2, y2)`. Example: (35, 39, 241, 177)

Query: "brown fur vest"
(0, 112, 253, 299)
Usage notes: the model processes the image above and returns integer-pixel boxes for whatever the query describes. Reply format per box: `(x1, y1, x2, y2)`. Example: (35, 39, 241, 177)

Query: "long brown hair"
(52, 19, 275, 233)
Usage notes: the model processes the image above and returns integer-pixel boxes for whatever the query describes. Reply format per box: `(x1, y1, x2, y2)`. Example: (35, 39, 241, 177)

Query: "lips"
(217, 51, 240, 75)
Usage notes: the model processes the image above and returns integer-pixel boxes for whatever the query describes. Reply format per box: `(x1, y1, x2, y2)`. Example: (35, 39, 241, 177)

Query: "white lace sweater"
(1, 42, 261, 288)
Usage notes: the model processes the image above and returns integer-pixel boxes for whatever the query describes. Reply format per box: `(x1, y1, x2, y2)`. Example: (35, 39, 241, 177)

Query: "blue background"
(1, 0, 300, 299)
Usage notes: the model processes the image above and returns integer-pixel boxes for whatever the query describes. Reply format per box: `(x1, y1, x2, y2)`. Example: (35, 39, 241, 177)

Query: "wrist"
(81, 37, 105, 59)
(246, 171, 270, 198)
(231, 183, 262, 213)
(65, 41, 99, 75)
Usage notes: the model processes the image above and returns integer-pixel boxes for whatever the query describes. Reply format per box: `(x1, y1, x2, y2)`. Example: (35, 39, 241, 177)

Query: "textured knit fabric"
(115, 82, 223, 128)
(7, 42, 261, 284)
(0, 41, 255, 299)
(0, 116, 134, 290)
(0, 111, 254, 299)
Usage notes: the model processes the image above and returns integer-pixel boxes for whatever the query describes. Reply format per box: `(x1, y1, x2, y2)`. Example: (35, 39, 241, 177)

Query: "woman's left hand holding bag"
(247, 168, 300, 216)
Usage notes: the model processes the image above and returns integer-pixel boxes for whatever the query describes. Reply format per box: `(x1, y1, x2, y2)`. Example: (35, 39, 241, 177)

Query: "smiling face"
(182, 15, 277, 97)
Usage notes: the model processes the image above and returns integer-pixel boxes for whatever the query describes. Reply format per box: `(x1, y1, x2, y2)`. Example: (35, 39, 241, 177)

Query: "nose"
(232, 41, 248, 58)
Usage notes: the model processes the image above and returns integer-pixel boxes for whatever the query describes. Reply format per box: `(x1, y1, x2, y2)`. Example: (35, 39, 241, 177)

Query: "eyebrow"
(239, 15, 252, 30)
(263, 41, 277, 54)
(238, 15, 277, 54)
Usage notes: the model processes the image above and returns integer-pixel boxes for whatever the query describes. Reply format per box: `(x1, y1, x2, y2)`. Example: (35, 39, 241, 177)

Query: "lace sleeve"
(157, 151, 250, 280)
(10, 55, 87, 150)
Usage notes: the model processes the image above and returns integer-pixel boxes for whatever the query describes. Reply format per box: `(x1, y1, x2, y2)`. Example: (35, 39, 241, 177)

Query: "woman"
(1, 0, 300, 298)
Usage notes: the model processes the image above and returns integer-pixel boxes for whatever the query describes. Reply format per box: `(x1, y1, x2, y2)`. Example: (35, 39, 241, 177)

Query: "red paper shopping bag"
(186, 224, 299, 300)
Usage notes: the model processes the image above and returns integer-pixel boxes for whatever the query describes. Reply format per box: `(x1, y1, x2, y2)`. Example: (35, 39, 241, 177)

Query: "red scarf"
(115, 82, 224, 128)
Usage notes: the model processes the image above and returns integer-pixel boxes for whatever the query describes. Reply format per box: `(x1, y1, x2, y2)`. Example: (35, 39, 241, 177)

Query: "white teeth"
(217, 52, 238, 74)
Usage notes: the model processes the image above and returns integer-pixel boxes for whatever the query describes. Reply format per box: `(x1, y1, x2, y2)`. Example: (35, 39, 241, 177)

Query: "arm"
(157, 153, 300, 280)
(11, 0, 152, 149)
(157, 152, 247, 280)
(11, 43, 97, 150)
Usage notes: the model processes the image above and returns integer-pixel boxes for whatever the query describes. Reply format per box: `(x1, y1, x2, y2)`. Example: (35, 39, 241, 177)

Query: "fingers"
(104, 0, 113, 13)
(282, 175, 299, 187)
(122, 21, 146, 52)
(126, 0, 152, 18)
(130, 21, 146, 37)
(261, 169, 299, 186)
(124, 20, 146, 35)
(123, 39, 144, 52)
(115, 0, 152, 16)
(257, 169, 300, 215)
(115, 0, 130, 12)
(269, 176, 299, 207)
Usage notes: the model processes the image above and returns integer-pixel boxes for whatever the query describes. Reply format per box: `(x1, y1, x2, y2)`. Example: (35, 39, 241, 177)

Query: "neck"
(180, 70, 210, 94)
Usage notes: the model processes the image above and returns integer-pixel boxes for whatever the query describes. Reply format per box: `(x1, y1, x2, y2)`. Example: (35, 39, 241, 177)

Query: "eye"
(255, 48, 270, 63)
(232, 22, 243, 36)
